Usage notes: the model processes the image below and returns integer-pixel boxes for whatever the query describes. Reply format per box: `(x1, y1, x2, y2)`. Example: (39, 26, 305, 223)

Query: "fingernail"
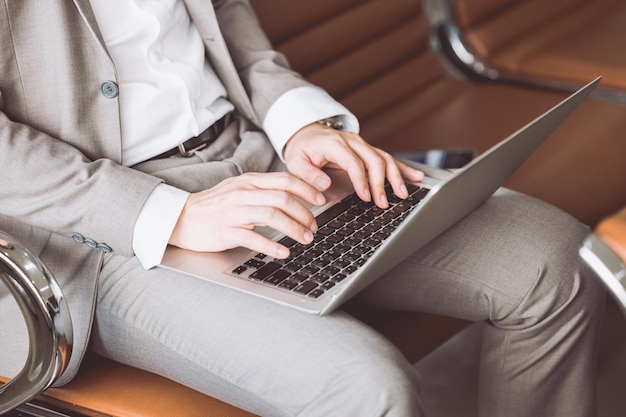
(277, 247, 289, 258)
(363, 186, 371, 201)
(303, 231, 314, 243)
(380, 193, 388, 207)
(314, 177, 331, 191)
(315, 192, 326, 205)
(399, 183, 408, 197)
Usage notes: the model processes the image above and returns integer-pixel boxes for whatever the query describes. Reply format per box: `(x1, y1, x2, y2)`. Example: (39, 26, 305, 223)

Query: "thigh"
(91, 254, 422, 417)
(356, 188, 591, 322)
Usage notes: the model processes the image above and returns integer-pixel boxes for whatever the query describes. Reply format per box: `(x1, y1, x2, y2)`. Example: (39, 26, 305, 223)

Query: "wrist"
(316, 116, 344, 130)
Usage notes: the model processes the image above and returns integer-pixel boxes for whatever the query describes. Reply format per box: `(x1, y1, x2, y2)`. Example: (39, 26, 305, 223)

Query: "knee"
(517, 249, 605, 330)
(300, 341, 424, 417)
(491, 191, 606, 328)
(531, 219, 605, 325)
(500, 214, 605, 331)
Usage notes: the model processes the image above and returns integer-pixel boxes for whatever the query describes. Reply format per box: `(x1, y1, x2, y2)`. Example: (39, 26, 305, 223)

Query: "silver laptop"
(160, 77, 600, 315)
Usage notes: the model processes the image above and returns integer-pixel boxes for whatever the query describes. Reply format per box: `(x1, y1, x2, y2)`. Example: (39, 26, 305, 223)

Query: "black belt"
(152, 113, 231, 160)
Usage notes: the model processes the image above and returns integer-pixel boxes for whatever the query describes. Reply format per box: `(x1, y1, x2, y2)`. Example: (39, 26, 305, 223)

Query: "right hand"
(168, 172, 326, 258)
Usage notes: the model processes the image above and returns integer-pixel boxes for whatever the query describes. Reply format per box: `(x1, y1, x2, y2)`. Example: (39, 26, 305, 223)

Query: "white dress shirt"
(90, 0, 359, 268)
(89, 0, 234, 167)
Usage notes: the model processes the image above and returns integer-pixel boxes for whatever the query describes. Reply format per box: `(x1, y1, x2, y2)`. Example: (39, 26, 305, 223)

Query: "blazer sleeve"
(211, 0, 360, 157)
(0, 108, 162, 258)
(212, 0, 325, 122)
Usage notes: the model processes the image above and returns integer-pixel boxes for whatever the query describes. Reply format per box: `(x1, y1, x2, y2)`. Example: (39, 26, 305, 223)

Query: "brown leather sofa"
(254, 0, 626, 226)
(2, 0, 626, 415)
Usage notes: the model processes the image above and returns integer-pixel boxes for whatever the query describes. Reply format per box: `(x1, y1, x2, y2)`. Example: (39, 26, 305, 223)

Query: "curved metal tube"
(580, 234, 626, 317)
(423, 0, 499, 81)
(0, 231, 72, 415)
(423, 0, 626, 102)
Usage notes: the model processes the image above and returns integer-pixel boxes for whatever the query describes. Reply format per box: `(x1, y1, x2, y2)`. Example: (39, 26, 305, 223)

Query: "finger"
(243, 188, 318, 232)
(288, 133, 374, 202)
(355, 146, 426, 204)
(364, 148, 390, 208)
(243, 204, 315, 246)
(229, 228, 293, 259)
(378, 150, 415, 200)
(244, 171, 326, 207)
(396, 160, 426, 182)
(342, 139, 390, 207)
(315, 140, 372, 202)
(285, 152, 333, 193)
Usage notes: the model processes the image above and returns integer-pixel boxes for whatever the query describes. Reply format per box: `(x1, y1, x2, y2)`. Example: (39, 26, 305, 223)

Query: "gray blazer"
(0, 0, 314, 385)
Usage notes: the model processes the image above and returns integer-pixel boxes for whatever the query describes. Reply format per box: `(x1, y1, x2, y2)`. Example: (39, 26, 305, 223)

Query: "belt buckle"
(177, 116, 226, 157)
(177, 140, 208, 157)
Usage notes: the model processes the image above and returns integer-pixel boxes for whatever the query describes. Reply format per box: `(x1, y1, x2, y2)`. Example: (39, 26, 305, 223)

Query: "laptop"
(160, 77, 601, 315)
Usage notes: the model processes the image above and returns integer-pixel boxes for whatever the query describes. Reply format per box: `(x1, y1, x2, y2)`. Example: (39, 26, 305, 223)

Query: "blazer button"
(72, 233, 85, 243)
(84, 238, 98, 249)
(97, 243, 113, 253)
(101, 81, 119, 99)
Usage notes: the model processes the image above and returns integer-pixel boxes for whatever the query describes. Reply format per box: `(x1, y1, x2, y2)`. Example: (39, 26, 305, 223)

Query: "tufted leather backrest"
(451, 0, 587, 56)
(447, 0, 626, 92)
(250, 0, 459, 146)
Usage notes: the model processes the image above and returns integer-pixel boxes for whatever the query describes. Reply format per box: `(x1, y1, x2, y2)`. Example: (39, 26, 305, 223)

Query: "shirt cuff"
(133, 184, 190, 269)
(263, 86, 360, 160)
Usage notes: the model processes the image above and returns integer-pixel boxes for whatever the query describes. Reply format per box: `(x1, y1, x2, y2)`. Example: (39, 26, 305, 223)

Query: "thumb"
(287, 154, 332, 192)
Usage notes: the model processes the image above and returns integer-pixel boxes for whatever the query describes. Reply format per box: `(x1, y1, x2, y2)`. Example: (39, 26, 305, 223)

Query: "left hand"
(283, 122, 424, 208)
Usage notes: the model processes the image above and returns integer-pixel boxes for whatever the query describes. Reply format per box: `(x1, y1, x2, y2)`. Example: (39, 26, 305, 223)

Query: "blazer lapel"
(72, 0, 114, 62)
(182, 0, 258, 123)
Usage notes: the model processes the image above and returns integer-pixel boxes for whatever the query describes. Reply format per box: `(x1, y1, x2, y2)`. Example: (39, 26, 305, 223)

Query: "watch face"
(318, 117, 344, 130)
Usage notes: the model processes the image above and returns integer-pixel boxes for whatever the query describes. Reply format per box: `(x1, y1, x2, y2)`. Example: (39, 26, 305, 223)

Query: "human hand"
(283, 123, 424, 208)
(169, 172, 326, 258)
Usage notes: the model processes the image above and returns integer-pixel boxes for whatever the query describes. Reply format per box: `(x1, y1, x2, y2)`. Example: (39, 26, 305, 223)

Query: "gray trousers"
(90, 187, 605, 417)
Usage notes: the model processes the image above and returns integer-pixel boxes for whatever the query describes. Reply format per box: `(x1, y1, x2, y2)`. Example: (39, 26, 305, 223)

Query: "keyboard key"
(310, 273, 330, 284)
(231, 265, 248, 275)
(300, 265, 320, 276)
(244, 259, 266, 269)
(249, 262, 281, 280)
(294, 281, 318, 295)
(321, 265, 341, 276)
(344, 265, 358, 274)
(332, 273, 348, 283)
(308, 289, 325, 299)
(290, 273, 309, 283)
(264, 270, 291, 286)
(316, 200, 351, 226)
(278, 236, 297, 247)
(278, 280, 298, 290)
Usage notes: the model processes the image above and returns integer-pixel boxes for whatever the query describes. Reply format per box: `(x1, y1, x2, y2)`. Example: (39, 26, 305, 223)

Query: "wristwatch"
(316, 116, 344, 130)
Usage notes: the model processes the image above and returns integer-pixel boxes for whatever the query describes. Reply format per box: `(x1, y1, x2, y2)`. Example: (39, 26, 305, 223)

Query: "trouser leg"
(90, 254, 424, 417)
(357, 189, 606, 417)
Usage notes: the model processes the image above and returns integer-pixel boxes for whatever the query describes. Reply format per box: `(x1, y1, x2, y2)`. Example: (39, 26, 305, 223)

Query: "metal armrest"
(0, 230, 73, 414)
(580, 207, 626, 316)
(423, 0, 499, 81)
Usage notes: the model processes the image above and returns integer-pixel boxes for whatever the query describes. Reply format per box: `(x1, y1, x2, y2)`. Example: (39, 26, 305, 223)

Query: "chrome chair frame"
(0, 231, 73, 415)
(580, 233, 626, 317)
(422, 0, 626, 102)
(422, 0, 499, 82)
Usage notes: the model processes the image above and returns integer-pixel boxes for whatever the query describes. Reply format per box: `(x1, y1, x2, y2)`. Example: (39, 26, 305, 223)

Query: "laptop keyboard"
(230, 183, 429, 300)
